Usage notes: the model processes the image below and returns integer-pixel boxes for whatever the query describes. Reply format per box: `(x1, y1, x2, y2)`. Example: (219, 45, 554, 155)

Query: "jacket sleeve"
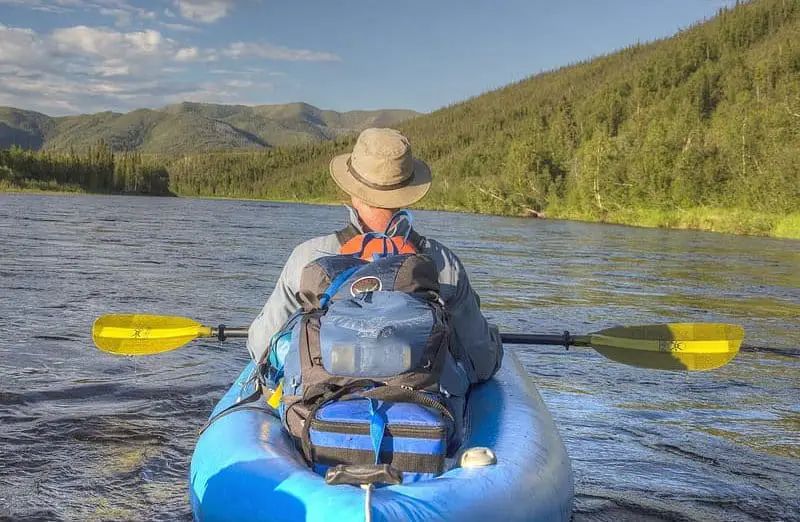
(444, 250, 504, 383)
(246, 246, 303, 363)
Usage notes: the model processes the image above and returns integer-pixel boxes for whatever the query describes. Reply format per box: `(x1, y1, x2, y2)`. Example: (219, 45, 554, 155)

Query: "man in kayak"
(247, 127, 503, 428)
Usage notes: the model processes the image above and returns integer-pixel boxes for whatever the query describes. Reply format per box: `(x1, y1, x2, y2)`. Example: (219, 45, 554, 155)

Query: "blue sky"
(0, 0, 737, 116)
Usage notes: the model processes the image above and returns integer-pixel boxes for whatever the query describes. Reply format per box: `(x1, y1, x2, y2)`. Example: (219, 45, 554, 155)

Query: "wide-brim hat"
(329, 127, 432, 208)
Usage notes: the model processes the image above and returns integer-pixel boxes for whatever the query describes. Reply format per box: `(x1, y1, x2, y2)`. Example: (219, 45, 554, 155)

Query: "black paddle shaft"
(211, 326, 249, 341)
(500, 332, 575, 348)
(212, 326, 578, 347)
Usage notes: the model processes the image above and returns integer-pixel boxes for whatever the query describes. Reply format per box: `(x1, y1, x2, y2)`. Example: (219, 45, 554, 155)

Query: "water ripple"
(0, 193, 798, 522)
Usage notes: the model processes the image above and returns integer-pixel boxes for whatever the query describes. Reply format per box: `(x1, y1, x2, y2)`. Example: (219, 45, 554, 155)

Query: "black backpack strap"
(335, 224, 360, 246)
(407, 228, 427, 252)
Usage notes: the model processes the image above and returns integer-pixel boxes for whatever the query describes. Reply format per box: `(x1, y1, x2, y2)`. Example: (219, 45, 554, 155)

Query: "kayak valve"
(459, 447, 497, 468)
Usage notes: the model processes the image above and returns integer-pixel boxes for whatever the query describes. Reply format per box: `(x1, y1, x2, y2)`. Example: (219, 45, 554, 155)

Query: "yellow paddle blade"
(92, 314, 213, 355)
(589, 323, 744, 371)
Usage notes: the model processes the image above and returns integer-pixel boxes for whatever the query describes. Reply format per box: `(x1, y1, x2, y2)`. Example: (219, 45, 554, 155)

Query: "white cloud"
(226, 79, 254, 88)
(0, 24, 53, 69)
(153, 78, 270, 107)
(173, 46, 218, 62)
(139, 8, 157, 19)
(175, 0, 233, 23)
(0, 20, 329, 115)
(0, 63, 268, 115)
(0, 0, 72, 14)
(51, 26, 168, 59)
(224, 42, 340, 62)
(0, 0, 159, 25)
(174, 46, 199, 61)
(173, 45, 217, 62)
(0, 23, 194, 113)
(160, 22, 201, 33)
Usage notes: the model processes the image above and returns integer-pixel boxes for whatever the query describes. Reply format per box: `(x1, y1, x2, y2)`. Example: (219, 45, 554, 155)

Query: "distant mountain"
(0, 102, 420, 154)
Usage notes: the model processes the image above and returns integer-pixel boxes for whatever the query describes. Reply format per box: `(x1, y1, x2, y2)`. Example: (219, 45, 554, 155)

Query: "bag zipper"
(310, 418, 445, 439)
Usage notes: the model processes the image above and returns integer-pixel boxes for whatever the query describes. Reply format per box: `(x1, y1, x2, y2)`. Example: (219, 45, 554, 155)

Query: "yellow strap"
(267, 381, 283, 409)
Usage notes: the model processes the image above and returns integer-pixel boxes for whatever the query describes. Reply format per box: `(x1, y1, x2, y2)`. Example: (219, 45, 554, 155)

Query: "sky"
(0, 0, 738, 116)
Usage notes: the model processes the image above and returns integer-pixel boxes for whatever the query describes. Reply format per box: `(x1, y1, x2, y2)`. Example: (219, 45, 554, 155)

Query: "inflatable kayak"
(189, 349, 574, 521)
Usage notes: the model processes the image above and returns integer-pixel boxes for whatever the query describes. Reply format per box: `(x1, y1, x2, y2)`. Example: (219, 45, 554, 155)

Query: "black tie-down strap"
(359, 386, 454, 422)
(325, 463, 403, 486)
(298, 382, 454, 465)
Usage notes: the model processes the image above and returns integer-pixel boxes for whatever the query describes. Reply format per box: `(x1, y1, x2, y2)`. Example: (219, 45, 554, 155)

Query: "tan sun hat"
(329, 127, 432, 208)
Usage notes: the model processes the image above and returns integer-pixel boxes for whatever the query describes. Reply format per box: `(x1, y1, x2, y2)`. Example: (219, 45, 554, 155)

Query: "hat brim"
(329, 153, 432, 209)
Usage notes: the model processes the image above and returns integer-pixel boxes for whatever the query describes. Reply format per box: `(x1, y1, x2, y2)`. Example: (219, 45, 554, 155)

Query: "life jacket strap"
(334, 223, 426, 253)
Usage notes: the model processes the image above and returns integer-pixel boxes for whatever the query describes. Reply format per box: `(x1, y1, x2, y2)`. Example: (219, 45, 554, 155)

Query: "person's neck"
(351, 198, 397, 233)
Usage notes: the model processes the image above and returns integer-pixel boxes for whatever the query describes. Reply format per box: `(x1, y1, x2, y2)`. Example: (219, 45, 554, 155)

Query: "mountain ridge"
(0, 102, 421, 154)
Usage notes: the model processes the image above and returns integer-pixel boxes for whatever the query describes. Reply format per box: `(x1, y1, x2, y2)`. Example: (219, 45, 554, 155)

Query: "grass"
(0, 179, 85, 193)
(772, 213, 800, 240)
(545, 205, 800, 239)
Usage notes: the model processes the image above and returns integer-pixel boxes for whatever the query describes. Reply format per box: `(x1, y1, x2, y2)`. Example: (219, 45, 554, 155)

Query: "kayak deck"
(190, 350, 574, 522)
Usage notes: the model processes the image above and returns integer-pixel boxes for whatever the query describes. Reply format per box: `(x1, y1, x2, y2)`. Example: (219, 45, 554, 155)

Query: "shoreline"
(4, 187, 798, 240)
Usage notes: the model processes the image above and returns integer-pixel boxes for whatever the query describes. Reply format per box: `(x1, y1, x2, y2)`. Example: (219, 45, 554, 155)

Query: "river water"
(0, 194, 797, 522)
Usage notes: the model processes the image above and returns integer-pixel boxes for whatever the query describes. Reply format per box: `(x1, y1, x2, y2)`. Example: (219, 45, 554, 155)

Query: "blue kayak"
(189, 350, 574, 521)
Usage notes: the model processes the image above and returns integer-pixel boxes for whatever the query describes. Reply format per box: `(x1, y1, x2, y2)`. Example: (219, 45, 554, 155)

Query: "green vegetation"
(0, 143, 171, 195)
(0, 103, 419, 154)
(2, 0, 798, 238)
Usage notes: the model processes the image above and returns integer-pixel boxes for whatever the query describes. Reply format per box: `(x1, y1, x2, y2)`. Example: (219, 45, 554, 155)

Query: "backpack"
(264, 211, 456, 483)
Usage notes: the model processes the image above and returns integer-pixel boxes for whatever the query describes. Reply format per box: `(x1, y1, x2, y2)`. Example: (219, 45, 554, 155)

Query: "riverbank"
(0, 180, 85, 194)
(543, 206, 800, 240)
(0, 180, 176, 197)
(5, 186, 799, 240)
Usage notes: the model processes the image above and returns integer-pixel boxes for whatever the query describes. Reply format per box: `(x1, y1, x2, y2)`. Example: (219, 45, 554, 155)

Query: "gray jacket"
(246, 207, 504, 387)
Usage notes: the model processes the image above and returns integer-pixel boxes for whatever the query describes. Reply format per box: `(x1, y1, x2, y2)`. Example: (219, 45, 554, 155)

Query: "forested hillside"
(2, 0, 798, 237)
(0, 103, 419, 154)
(167, 0, 800, 237)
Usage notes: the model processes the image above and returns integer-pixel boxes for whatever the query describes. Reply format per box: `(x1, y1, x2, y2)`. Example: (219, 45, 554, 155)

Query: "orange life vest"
(339, 234, 418, 260)
(335, 210, 425, 261)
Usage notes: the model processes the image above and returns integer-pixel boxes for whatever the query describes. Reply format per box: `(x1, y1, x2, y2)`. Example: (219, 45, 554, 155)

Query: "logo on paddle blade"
(350, 276, 382, 297)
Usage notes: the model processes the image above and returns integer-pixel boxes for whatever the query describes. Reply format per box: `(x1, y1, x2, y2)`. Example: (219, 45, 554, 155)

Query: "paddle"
(501, 323, 743, 371)
(91, 314, 248, 356)
(92, 314, 743, 371)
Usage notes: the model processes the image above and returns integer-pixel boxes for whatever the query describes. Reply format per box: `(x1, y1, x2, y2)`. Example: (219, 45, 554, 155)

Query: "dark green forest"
(2, 0, 798, 238)
(0, 143, 171, 195)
